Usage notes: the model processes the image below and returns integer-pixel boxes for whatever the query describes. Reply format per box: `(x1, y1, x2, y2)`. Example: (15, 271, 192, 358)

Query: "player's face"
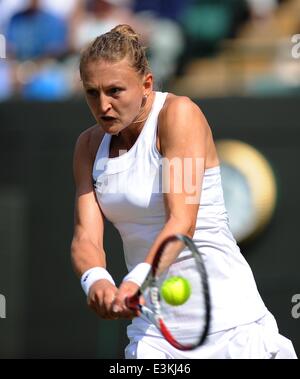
(82, 58, 152, 135)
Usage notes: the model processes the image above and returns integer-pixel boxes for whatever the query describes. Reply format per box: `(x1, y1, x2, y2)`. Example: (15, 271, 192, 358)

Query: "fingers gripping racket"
(125, 234, 211, 351)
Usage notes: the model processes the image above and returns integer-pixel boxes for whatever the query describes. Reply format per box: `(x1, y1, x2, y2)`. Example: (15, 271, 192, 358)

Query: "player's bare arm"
(144, 96, 211, 264)
(71, 126, 119, 319)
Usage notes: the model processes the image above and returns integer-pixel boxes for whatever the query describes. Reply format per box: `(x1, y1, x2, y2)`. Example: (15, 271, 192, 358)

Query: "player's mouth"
(101, 116, 117, 123)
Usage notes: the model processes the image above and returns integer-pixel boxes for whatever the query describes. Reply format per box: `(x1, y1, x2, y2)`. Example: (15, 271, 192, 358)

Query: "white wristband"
(80, 267, 115, 296)
(123, 262, 151, 287)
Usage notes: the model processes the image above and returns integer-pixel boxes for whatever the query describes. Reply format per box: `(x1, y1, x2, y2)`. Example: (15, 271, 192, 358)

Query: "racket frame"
(126, 234, 211, 351)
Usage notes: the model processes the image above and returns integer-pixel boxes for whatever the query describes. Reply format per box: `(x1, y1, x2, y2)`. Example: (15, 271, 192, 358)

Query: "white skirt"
(125, 311, 297, 359)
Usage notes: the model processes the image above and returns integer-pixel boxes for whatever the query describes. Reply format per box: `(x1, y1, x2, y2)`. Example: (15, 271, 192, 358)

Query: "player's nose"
(98, 93, 112, 114)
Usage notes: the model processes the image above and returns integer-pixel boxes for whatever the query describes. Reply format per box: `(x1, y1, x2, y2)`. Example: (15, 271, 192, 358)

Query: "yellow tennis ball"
(160, 276, 191, 306)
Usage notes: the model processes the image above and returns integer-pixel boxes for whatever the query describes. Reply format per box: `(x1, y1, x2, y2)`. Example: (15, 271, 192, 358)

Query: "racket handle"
(125, 294, 140, 310)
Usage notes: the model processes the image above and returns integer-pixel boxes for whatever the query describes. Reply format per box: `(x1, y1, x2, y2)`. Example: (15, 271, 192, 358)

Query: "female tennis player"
(71, 24, 297, 359)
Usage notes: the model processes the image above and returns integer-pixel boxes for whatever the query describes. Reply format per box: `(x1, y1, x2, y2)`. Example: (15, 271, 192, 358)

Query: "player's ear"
(143, 73, 153, 96)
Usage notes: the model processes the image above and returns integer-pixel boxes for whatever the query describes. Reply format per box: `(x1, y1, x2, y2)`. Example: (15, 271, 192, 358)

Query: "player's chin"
(99, 120, 121, 134)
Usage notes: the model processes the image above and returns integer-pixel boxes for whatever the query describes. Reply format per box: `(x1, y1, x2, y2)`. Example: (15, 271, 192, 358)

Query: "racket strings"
(153, 241, 208, 347)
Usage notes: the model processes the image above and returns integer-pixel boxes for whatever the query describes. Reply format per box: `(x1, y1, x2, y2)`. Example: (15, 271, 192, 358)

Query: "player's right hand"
(87, 279, 118, 320)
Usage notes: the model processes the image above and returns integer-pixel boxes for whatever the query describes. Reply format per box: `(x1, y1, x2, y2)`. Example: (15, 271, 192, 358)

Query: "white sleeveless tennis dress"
(92, 92, 297, 359)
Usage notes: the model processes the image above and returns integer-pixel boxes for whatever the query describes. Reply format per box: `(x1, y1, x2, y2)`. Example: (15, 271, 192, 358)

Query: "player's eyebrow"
(83, 81, 125, 89)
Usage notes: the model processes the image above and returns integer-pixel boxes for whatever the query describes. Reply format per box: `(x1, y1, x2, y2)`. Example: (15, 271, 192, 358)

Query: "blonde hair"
(79, 24, 150, 78)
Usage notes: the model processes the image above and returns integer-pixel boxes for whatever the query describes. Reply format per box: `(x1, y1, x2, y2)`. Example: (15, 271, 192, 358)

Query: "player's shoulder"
(75, 124, 103, 148)
(159, 93, 208, 134)
(162, 93, 200, 115)
(75, 124, 105, 161)
(159, 94, 204, 127)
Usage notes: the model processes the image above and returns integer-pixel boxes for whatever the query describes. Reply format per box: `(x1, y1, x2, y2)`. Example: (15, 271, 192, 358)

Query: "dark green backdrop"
(0, 97, 299, 358)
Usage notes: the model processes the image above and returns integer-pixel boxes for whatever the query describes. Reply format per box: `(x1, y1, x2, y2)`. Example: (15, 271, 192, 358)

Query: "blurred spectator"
(179, 0, 250, 69)
(70, 0, 184, 85)
(0, 60, 13, 100)
(0, 0, 25, 33)
(133, 0, 192, 22)
(6, 0, 68, 61)
(70, 0, 138, 51)
(41, 0, 78, 19)
(143, 15, 184, 85)
(20, 60, 72, 100)
(246, 0, 278, 19)
(0, 0, 77, 33)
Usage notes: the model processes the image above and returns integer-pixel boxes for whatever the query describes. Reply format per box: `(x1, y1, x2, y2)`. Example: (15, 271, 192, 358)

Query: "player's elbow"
(168, 215, 196, 238)
(70, 237, 80, 259)
(70, 237, 82, 274)
(186, 222, 196, 238)
(187, 223, 196, 238)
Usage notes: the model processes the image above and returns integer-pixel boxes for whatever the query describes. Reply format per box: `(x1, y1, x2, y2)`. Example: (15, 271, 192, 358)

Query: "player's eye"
(86, 89, 98, 98)
(109, 87, 122, 96)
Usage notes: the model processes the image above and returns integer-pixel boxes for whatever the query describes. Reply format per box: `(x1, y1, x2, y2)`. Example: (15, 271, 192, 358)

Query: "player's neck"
(133, 91, 155, 125)
(117, 92, 155, 143)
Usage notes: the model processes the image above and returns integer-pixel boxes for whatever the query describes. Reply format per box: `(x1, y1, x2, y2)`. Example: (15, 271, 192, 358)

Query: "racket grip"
(125, 294, 140, 310)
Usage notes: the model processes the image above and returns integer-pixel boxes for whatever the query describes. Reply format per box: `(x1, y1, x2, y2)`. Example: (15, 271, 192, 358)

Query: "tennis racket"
(125, 234, 211, 351)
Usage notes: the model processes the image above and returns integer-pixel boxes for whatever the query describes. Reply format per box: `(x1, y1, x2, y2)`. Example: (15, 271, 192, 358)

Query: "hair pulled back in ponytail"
(79, 24, 150, 78)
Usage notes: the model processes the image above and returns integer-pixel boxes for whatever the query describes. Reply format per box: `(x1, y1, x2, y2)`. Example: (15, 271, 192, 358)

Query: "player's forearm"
(71, 238, 107, 278)
(144, 216, 195, 265)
